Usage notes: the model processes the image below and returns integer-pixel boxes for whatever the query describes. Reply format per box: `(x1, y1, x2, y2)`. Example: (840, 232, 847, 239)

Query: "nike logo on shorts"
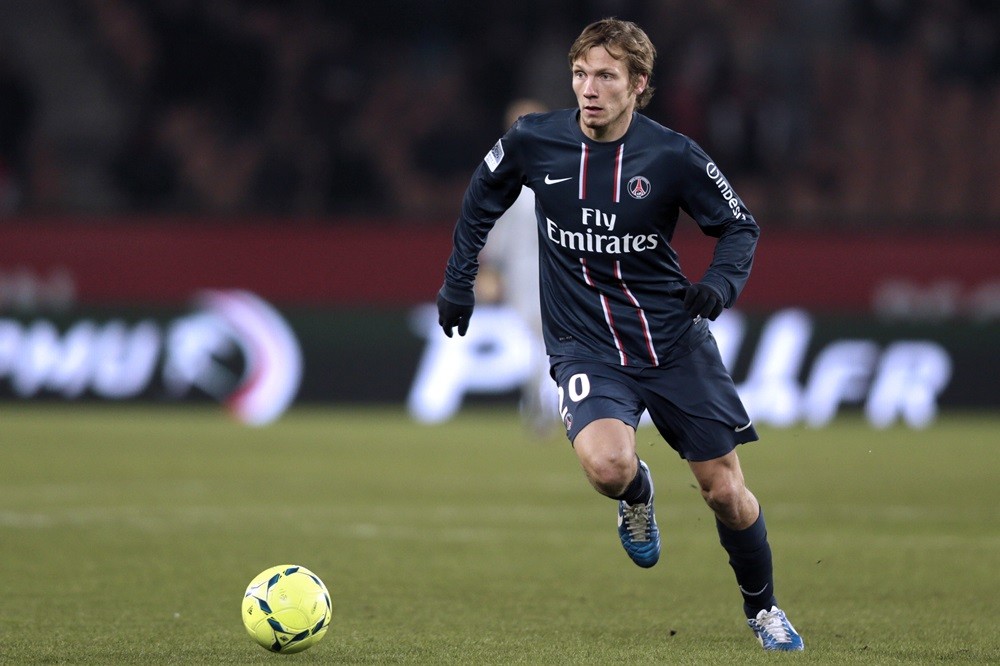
(735, 421, 753, 432)
(544, 174, 572, 185)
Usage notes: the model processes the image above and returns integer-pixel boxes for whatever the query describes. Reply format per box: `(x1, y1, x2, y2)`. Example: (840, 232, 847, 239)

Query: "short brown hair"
(568, 18, 656, 109)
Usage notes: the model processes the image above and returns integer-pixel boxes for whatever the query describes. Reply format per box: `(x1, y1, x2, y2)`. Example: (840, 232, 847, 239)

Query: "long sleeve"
(679, 141, 759, 307)
(441, 135, 526, 303)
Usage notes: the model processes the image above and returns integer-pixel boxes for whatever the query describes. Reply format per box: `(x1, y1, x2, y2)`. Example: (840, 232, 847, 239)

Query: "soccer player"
(436, 18, 804, 651)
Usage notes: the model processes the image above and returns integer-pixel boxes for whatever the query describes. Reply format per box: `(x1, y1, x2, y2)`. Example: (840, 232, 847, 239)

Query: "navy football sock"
(716, 509, 777, 618)
(614, 457, 652, 505)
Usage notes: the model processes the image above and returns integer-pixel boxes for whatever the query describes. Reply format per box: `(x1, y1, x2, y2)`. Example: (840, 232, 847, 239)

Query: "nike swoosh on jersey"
(735, 421, 753, 432)
(544, 175, 572, 185)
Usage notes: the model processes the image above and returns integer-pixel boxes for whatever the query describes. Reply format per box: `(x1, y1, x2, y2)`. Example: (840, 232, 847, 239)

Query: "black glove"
(437, 290, 474, 337)
(682, 283, 725, 320)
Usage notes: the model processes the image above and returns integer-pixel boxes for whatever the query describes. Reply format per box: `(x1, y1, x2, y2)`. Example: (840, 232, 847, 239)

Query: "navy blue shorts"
(550, 334, 758, 462)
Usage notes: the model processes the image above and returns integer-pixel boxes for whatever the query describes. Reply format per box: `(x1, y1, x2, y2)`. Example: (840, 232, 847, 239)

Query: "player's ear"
(633, 73, 648, 96)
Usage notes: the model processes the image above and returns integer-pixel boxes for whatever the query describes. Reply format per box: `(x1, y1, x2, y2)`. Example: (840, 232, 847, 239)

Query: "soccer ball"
(242, 564, 332, 653)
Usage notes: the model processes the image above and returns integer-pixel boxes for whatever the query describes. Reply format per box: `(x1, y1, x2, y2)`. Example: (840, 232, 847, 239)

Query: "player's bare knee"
(703, 481, 759, 528)
(580, 452, 633, 497)
(700, 478, 742, 516)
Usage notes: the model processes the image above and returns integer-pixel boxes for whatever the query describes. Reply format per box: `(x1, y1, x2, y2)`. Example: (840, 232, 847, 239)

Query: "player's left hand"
(437, 291, 474, 337)
(682, 282, 724, 320)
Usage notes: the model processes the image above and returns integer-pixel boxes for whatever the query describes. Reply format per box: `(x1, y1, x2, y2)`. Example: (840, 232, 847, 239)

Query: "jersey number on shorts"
(557, 372, 590, 422)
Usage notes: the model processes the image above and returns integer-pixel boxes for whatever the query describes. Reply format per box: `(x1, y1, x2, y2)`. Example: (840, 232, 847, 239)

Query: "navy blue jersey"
(442, 109, 759, 367)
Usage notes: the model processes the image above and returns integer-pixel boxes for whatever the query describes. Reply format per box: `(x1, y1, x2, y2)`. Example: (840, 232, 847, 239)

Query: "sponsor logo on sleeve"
(484, 140, 505, 172)
(706, 162, 747, 220)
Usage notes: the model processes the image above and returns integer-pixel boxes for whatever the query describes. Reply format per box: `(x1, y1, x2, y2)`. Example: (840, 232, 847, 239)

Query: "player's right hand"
(437, 290, 474, 337)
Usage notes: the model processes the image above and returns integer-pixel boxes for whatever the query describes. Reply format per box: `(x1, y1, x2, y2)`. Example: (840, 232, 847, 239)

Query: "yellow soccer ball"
(242, 564, 332, 654)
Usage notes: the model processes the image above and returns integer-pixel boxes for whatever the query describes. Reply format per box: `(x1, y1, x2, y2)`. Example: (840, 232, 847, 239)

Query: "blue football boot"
(617, 461, 660, 568)
(747, 606, 805, 651)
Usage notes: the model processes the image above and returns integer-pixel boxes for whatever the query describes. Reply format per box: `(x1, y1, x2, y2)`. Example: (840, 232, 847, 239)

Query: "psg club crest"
(627, 176, 650, 199)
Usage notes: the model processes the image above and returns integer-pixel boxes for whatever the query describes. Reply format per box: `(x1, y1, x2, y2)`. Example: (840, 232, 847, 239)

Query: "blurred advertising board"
(0, 291, 302, 426)
(404, 305, 995, 428)
(1, 221, 996, 426)
(0, 301, 996, 428)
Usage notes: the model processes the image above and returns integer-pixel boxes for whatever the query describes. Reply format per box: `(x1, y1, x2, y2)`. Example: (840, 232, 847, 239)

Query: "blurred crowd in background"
(0, 0, 998, 227)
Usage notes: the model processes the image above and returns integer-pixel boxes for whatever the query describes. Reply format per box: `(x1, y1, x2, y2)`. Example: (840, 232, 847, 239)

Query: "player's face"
(572, 46, 646, 142)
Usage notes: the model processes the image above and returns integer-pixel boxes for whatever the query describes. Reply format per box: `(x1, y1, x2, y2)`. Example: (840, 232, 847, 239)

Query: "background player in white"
(478, 98, 557, 434)
(437, 19, 803, 651)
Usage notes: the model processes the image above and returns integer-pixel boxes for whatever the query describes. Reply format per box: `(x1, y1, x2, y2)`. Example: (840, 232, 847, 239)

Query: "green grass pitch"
(1, 405, 997, 664)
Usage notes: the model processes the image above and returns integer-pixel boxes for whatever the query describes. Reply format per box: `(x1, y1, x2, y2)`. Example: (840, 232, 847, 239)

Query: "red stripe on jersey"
(580, 258, 627, 365)
(614, 260, 658, 365)
(613, 144, 624, 203)
(578, 143, 588, 200)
